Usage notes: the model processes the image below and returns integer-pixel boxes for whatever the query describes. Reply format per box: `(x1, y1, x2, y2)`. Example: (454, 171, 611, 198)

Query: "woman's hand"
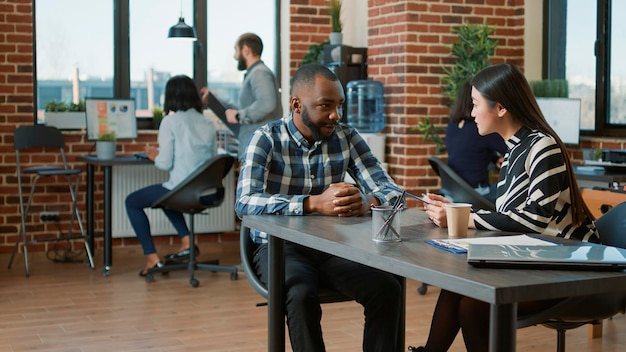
(423, 193, 450, 227)
(144, 145, 158, 161)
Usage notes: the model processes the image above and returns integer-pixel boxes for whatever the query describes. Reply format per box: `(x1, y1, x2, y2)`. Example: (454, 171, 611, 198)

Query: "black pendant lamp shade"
(168, 17, 197, 40)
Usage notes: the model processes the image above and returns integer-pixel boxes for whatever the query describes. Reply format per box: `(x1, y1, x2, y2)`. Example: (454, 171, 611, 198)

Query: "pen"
(378, 182, 431, 204)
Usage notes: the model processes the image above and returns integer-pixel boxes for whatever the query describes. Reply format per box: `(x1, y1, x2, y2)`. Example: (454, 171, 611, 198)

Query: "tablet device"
(207, 92, 239, 135)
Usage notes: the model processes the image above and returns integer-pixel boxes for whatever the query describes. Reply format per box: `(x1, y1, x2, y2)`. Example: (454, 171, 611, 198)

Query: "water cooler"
(346, 80, 387, 169)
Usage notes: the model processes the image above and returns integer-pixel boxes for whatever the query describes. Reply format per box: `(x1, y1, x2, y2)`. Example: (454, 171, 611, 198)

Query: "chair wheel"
(190, 278, 199, 287)
(417, 283, 428, 295)
(145, 273, 154, 283)
(102, 267, 110, 277)
(230, 272, 238, 280)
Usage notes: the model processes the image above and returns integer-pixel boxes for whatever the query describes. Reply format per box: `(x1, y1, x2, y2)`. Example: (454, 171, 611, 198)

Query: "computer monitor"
(536, 97, 581, 145)
(85, 98, 137, 140)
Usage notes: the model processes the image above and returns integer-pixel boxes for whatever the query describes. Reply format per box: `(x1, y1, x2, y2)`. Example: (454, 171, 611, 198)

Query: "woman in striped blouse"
(412, 63, 598, 352)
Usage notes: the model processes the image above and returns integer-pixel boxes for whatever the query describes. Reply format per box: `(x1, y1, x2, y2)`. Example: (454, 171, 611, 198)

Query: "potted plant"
(328, 0, 343, 45)
(96, 131, 117, 160)
(414, 21, 498, 153)
(152, 105, 164, 129)
(302, 40, 330, 64)
(44, 99, 86, 130)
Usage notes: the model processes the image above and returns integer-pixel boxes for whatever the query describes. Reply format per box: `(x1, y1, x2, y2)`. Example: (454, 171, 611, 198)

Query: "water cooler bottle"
(345, 80, 387, 168)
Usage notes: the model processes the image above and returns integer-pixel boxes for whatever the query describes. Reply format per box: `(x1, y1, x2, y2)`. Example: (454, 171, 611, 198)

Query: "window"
(35, 0, 113, 123)
(129, 0, 194, 117)
(34, 0, 279, 125)
(206, 1, 278, 106)
(557, 0, 626, 136)
(565, 0, 596, 130)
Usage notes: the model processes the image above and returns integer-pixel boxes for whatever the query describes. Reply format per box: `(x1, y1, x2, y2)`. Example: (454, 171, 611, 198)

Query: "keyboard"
(134, 152, 149, 159)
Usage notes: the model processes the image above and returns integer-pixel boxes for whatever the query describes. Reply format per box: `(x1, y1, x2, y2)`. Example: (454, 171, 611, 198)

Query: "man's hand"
(226, 109, 239, 124)
(305, 183, 373, 217)
(199, 87, 210, 105)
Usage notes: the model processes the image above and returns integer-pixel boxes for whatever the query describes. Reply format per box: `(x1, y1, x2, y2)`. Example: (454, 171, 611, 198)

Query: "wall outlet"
(40, 211, 60, 222)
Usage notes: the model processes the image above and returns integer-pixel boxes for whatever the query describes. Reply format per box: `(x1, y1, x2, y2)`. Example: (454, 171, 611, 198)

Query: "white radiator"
(111, 164, 236, 238)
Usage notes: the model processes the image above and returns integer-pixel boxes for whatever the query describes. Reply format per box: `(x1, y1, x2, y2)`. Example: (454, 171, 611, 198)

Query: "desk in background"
(242, 209, 626, 352)
(77, 155, 152, 276)
(574, 164, 626, 189)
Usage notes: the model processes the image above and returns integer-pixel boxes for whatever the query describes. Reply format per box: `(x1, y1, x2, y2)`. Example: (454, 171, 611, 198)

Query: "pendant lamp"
(168, 16, 196, 40)
(168, 1, 196, 40)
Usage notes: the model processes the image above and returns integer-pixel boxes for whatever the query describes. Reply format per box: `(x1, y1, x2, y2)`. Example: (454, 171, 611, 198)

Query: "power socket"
(40, 211, 60, 222)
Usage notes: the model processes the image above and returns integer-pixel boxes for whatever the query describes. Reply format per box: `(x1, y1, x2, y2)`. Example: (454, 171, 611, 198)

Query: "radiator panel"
(111, 164, 236, 238)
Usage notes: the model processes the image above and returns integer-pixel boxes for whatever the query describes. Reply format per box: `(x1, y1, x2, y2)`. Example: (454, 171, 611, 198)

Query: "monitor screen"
(85, 98, 137, 140)
(536, 97, 581, 145)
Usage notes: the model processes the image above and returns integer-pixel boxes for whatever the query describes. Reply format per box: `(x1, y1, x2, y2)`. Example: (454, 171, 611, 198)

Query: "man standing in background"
(202, 32, 282, 160)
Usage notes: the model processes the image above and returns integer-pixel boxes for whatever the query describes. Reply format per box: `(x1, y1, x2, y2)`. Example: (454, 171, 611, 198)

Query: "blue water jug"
(346, 80, 385, 133)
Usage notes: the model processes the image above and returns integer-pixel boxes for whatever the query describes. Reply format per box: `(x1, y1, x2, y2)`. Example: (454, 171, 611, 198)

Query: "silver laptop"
(467, 243, 626, 271)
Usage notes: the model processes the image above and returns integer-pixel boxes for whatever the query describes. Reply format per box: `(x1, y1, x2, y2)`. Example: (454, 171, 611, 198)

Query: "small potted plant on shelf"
(96, 131, 117, 160)
(152, 105, 164, 129)
(328, 0, 343, 45)
(44, 99, 86, 129)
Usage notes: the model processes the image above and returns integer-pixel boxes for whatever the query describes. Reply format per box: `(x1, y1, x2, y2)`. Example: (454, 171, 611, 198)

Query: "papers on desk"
(425, 234, 557, 254)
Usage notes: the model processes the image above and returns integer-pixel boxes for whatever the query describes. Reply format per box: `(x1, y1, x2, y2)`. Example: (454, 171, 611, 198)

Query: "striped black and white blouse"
(473, 126, 598, 242)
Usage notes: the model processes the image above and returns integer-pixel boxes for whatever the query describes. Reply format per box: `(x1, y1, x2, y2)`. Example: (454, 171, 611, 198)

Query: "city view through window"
(36, 0, 276, 124)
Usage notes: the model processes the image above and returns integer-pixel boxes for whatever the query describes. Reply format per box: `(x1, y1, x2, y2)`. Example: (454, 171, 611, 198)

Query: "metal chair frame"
(9, 125, 95, 277)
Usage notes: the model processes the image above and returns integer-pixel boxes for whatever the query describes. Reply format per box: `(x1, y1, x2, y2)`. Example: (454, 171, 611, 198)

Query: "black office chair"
(428, 156, 496, 211)
(240, 225, 406, 351)
(516, 202, 626, 352)
(144, 154, 239, 287)
(9, 125, 95, 277)
(240, 225, 353, 306)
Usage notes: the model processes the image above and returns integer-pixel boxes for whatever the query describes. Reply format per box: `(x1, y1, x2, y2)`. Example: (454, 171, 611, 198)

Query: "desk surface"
(77, 155, 153, 166)
(243, 209, 626, 305)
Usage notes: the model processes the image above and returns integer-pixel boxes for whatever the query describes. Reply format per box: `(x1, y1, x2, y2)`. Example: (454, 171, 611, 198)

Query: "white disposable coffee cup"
(444, 203, 472, 238)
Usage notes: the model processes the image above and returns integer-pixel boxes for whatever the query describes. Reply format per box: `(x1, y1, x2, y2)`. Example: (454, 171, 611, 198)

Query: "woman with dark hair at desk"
(410, 64, 598, 352)
(126, 75, 217, 277)
(445, 81, 506, 204)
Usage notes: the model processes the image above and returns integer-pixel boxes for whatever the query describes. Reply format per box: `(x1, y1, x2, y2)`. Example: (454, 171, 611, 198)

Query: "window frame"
(32, 0, 281, 125)
(547, 0, 626, 138)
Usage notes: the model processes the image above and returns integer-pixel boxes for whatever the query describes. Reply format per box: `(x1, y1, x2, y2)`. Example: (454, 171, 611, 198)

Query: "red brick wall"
(1, 0, 624, 253)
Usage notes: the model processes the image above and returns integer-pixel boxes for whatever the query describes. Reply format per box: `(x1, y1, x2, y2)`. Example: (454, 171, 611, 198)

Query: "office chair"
(240, 225, 406, 351)
(516, 202, 626, 352)
(9, 125, 95, 277)
(240, 225, 354, 306)
(145, 154, 239, 287)
(428, 156, 496, 211)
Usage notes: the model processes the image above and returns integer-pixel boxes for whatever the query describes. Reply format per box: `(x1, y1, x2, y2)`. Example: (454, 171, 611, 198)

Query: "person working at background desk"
(201, 32, 282, 160)
(409, 63, 598, 352)
(446, 81, 506, 204)
(126, 75, 217, 277)
(235, 64, 404, 352)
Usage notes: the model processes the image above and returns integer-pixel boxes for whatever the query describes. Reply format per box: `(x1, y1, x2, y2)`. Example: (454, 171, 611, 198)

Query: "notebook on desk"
(467, 243, 626, 271)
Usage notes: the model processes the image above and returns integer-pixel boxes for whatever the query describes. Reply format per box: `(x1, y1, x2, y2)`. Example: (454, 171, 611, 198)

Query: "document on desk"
(426, 234, 557, 254)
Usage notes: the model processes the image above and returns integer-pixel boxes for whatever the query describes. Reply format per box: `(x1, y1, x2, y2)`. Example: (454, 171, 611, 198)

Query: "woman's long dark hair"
(448, 80, 473, 123)
(163, 75, 203, 115)
(470, 63, 594, 224)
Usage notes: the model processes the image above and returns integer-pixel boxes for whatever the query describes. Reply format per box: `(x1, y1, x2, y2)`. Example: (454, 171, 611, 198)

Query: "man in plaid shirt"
(236, 64, 403, 352)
